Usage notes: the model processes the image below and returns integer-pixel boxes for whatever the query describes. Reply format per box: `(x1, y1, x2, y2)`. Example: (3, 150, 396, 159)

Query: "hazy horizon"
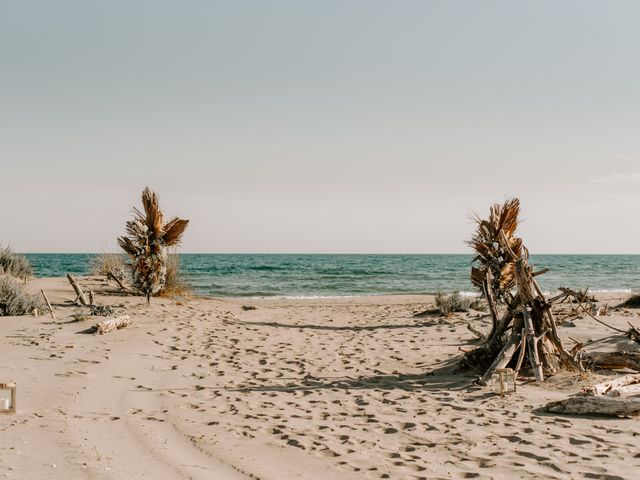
(3, 1, 640, 254)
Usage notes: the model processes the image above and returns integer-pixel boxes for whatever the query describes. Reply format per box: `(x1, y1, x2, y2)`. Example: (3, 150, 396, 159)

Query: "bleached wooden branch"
(66, 274, 88, 306)
(94, 315, 131, 335)
(583, 374, 640, 396)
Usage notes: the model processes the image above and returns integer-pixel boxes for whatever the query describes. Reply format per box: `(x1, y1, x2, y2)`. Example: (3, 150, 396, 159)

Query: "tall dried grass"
(435, 292, 487, 316)
(89, 253, 129, 283)
(158, 254, 191, 298)
(0, 275, 45, 316)
(0, 246, 33, 281)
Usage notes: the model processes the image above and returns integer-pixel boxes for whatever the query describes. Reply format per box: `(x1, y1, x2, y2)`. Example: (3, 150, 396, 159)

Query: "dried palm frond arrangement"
(459, 198, 581, 383)
(118, 187, 189, 303)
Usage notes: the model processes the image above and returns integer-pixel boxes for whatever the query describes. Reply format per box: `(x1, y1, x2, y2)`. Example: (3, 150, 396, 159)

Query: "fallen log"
(66, 274, 88, 306)
(583, 373, 640, 396)
(581, 351, 640, 371)
(94, 315, 131, 335)
(545, 395, 640, 417)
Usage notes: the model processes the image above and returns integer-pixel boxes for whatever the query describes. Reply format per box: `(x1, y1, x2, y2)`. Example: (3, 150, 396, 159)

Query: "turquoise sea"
(24, 254, 640, 298)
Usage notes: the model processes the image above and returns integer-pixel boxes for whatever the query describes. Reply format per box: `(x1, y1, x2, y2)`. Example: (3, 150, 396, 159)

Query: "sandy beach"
(0, 277, 638, 479)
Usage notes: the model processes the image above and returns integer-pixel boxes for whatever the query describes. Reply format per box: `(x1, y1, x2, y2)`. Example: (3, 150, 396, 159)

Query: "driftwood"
(107, 269, 131, 291)
(465, 198, 580, 384)
(466, 322, 486, 341)
(583, 373, 640, 396)
(545, 396, 640, 417)
(626, 323, 640, 345)
(40, 289, 55, 319)
(581, 351, 640, 371)
(610, 384, 640, 397)
(66, 274, 88, 306)
(94, 315, 131, 335)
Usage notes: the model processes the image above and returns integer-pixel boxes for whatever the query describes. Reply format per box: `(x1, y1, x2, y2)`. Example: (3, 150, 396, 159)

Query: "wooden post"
(40, 289, 55, 319)
(523, 309, 544, 382)
(66, 274, 88, 306)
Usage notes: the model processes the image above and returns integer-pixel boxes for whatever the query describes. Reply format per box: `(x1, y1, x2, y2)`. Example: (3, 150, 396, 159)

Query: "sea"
(24, 254, 640, 298)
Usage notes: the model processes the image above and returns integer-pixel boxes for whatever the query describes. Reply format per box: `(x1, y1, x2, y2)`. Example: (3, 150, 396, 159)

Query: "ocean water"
(24, 254, 640, 298)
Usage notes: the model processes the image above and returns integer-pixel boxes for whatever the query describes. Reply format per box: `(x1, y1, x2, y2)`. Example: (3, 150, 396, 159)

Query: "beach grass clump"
(118, 187, 189, 303)
(0, 246, 33, 281)
(89, 253, 129, 283)
(0, 275, 45, 316)
(435, 292, 486, 316)
(158, 253, 191, 298)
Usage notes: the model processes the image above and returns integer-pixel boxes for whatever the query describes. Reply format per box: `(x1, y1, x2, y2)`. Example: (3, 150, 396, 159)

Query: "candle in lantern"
(1, 398, 9, 410)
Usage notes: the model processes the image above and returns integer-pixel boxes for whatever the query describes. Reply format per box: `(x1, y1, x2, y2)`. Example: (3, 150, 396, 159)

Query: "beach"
(1, 277, 638, 479)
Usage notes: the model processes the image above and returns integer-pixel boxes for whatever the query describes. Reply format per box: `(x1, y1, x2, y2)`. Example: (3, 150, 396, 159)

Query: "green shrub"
(0, 275, 45, 316)
(0, 246, 33, 280)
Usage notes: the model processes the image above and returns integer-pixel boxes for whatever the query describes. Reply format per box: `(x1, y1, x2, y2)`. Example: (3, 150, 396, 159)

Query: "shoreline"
(1, 276, 638, 479)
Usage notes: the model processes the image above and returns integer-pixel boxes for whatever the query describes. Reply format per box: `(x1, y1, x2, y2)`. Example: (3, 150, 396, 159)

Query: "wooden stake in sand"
(40, 289, 55, 319)
(94, 315, 131, 335)
(67, 274, 89, 306)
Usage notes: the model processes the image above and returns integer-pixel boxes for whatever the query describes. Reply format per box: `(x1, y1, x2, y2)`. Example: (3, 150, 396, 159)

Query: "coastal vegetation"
(0, 246, 33, 281)
(117, 187, 189, 303)
(0, 275, 45, 316)
(89, 253, 129, 287)
(158, 253, 191, 298)
(0, 248, 43, 316)
(434, 292, 486, 316)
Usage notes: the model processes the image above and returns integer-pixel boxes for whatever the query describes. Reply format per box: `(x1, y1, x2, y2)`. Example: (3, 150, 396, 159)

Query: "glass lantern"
(0, 383, 16, 414)
(490, 368, 516, 395)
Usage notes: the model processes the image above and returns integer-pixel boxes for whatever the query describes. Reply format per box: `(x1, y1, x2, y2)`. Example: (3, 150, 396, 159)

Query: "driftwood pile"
(459, 199, 640, 387)
(459, 199, 581, 384)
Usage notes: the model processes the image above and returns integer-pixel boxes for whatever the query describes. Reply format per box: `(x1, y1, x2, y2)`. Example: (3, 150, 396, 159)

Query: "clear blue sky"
(2, 1, 640, 253)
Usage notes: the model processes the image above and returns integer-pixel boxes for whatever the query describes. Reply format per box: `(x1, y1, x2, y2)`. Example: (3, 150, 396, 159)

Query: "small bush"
(0, 275, 45, 316)
(0, 246, 33, 280)
(89, 253, 129, 283)
(158, 254, 191, 298)
(435, 292, 486, 316)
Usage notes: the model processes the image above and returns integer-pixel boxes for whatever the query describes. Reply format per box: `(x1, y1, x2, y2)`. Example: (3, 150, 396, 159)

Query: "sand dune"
(0, 277, 638, 479)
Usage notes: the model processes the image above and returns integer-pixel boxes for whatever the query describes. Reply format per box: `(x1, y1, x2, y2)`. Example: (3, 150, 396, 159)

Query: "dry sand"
(1, 277, 639, 479)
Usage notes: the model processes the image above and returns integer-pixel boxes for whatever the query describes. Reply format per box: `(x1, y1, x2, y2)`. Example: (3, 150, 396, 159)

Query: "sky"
(2, 1, 640, 254)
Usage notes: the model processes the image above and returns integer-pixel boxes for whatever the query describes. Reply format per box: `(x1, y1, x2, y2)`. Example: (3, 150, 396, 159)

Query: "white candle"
(1, 398, 10, 410)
